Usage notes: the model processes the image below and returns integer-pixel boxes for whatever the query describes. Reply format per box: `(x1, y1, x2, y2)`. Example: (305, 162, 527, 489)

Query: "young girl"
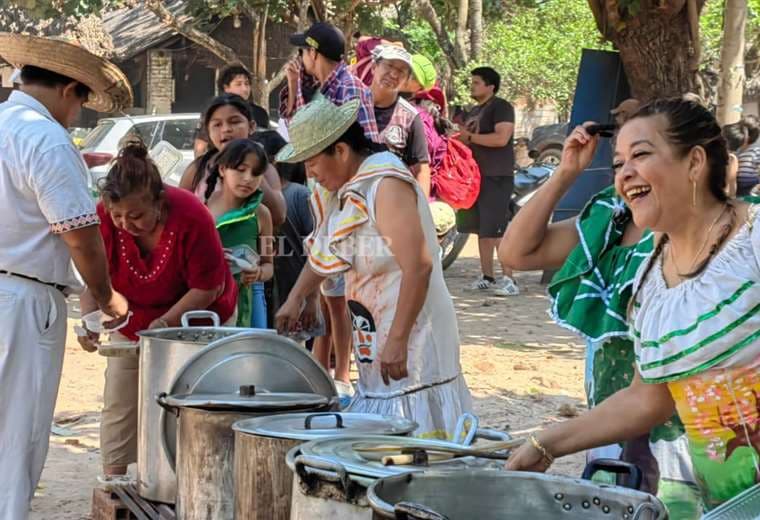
(181, 94, 285, 327)
(204, 138, 274, 327)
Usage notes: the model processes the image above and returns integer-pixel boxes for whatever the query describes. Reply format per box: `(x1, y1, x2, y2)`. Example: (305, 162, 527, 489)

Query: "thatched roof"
(103, 0, 187, 61)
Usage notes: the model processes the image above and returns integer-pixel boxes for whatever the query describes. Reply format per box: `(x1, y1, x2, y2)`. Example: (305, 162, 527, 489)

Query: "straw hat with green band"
(276, 97, 360, 164)
(0, 33, 133, 113)
(410, 54, 437, 90)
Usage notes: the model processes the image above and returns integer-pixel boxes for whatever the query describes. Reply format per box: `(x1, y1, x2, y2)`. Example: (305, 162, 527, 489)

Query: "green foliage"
(701, 0, 760, 63)
(383, 18, 447, 63)
(453, 0, 609, 114)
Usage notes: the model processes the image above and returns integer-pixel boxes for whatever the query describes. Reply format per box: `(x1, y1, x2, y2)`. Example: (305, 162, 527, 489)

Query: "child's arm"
(256, 204, 274, 282)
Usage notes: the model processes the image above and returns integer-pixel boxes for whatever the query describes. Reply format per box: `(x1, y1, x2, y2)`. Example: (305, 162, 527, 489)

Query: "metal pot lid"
(294, 435, 504, 479)
(163, 389, 329, 411)
(161, 331, 337, 468)
(365, 470, 668, 520)
(233, 412, 417, 440)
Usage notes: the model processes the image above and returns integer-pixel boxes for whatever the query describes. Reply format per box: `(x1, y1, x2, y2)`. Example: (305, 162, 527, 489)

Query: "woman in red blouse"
(77, 143, 236, 480)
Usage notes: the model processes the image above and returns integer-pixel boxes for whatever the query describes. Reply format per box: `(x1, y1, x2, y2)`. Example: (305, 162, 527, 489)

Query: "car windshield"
(81, 120, 116, 151)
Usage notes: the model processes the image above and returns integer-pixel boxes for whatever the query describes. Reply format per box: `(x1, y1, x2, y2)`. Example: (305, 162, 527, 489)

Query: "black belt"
(0, 271, 67, 293)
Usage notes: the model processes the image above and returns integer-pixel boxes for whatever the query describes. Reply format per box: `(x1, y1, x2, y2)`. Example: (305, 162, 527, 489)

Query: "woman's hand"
(300, 294, 319, 332)
(558, 123, 600, 178)
(77, 329, 100, 353)
(379, 337, 409, 385)
(148, 317, 169, 329)
(505, 437, 553, 473)
(240, 265, 261, 286)
(276, 296, 304, 334)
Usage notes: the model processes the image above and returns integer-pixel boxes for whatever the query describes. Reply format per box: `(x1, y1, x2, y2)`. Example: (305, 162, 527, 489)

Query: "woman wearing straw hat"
(275, 97, 472, 439)
(0, 33, 132, 519)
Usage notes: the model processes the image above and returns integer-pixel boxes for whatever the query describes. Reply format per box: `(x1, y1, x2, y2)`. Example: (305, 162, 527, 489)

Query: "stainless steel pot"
(158, 389, 330, 520)
(137, 311, 264, 504)
(232, 412, 417, 520)
(286, 428, 511, 520)
(367, 469, 668, 520)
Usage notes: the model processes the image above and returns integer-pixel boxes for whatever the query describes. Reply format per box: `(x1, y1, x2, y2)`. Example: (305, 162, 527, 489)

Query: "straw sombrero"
(0, 33, 133, 113)
(276, 96, 360, 163)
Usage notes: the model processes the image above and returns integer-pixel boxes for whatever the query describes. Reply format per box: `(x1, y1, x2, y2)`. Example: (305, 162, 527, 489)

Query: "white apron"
(306, 152, 472, 439)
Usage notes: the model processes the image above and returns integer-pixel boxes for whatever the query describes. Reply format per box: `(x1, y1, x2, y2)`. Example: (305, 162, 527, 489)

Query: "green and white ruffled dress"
(548, 187, 701, 518)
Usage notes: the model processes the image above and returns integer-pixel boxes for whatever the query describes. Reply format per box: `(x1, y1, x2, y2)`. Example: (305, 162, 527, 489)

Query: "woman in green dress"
(506, 98, 760, 515)
(205, 138, 273, 326)
(499, 119, 700, 517)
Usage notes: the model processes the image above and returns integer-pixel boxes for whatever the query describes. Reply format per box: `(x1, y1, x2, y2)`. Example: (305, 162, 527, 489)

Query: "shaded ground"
(31, 236, 586, 518)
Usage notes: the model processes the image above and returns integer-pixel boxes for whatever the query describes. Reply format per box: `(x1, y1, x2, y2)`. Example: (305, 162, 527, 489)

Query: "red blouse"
(98, 186, 237, 340)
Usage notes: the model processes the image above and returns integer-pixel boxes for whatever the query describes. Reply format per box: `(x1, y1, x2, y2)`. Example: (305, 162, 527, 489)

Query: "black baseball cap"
(290, 22, 346, 62)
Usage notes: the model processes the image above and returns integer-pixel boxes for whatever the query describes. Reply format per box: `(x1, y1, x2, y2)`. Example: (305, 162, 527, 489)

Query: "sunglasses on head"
(586, 124, 616, 138)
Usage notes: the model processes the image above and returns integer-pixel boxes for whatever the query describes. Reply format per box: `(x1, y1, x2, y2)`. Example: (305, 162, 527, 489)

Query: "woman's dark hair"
(278, 161, 307, 185)
(98, 142, 163, 204)
(630, 97, 729, 203)
(21, 65, 91, 100)
(251, 129, 288, 162)
(205, 138, 268, 202)
(190, 94, 253, 191)
(741, 114, 760, 144)
(723, 122, 747, 152)
(322, 121, 387, 157)
(471, 66, 501, 94)
(627, 97, 737, 316)
(218, 64, 251, 92)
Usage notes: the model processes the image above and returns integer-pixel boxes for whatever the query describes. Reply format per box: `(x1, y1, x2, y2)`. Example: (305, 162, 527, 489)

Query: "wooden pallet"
(91, 486, 175, 520)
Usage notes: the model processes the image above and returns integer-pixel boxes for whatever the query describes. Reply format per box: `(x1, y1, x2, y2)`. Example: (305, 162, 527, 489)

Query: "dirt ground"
(31, 237, 586, 519)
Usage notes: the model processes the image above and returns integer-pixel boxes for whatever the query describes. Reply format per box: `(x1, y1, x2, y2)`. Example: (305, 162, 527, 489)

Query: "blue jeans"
(250, 282, 267, 329)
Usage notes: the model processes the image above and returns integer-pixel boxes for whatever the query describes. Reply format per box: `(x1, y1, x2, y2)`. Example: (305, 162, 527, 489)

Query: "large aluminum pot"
(232, 412, 417, 520)
(286, 426, 511, 520)
(367, 468, 668, 520)
(158, 389, 330, 520)
(136, 310, 269, 504)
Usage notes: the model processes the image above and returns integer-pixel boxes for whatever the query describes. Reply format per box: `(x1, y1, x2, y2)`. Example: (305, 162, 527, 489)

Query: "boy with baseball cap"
(280, 21, 378, 141)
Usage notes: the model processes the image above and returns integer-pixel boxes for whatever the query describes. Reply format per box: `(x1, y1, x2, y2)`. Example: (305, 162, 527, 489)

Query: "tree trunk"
(251, 6, 269, 108)
(414, 0, 466, 70)
(612, 10, 699, 100)
(716, 0, 747, 124)
(469, 0, 483, 61)
(455, 0, 469, 62)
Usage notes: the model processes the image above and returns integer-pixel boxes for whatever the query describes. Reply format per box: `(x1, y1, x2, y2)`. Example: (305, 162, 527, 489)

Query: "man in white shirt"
(0, 33, 132, 519)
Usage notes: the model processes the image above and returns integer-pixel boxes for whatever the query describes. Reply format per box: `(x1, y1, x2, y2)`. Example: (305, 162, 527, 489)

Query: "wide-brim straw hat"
(276, 96, 360, 163)
(0, 33, 133, 113)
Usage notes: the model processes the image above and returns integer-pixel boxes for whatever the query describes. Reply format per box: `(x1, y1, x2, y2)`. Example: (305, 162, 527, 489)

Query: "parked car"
(80, 113, 200, 186)
(527, 123, 568, 166)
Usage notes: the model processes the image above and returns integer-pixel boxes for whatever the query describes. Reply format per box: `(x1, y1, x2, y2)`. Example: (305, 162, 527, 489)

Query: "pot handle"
(581, 458, 643, 490)
(453, 413, 479, 446)
(304, 412, 344, 430)
(294, 454, 352, 494)
(180, 310, 221, 328)
(155, 392, 178, 416)
(472, 428, 511, 442)
(393, 502, 450, 520)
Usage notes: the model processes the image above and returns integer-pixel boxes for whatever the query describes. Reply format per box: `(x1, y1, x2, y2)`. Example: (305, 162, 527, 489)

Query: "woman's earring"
(692, 180, 697, 207)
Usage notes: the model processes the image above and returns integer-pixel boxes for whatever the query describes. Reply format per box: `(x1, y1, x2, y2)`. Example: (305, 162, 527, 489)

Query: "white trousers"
(0, 276, 67, 520)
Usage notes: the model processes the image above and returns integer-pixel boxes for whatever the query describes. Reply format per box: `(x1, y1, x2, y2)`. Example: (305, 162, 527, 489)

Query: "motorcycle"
(439, 161, 556, 270)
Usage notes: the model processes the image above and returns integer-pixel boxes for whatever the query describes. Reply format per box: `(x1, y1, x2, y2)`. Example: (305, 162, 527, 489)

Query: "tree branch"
(414, 0, 466, 68)
(144, 0, 242, 66)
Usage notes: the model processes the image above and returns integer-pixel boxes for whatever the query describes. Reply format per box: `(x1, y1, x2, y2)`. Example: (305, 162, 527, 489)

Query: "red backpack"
(432, 136, 481, 210)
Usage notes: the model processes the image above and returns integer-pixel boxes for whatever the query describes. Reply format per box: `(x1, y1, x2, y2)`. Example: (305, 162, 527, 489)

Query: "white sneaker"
(492, 276, 520, 296)
(469, 276, 498, 291)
